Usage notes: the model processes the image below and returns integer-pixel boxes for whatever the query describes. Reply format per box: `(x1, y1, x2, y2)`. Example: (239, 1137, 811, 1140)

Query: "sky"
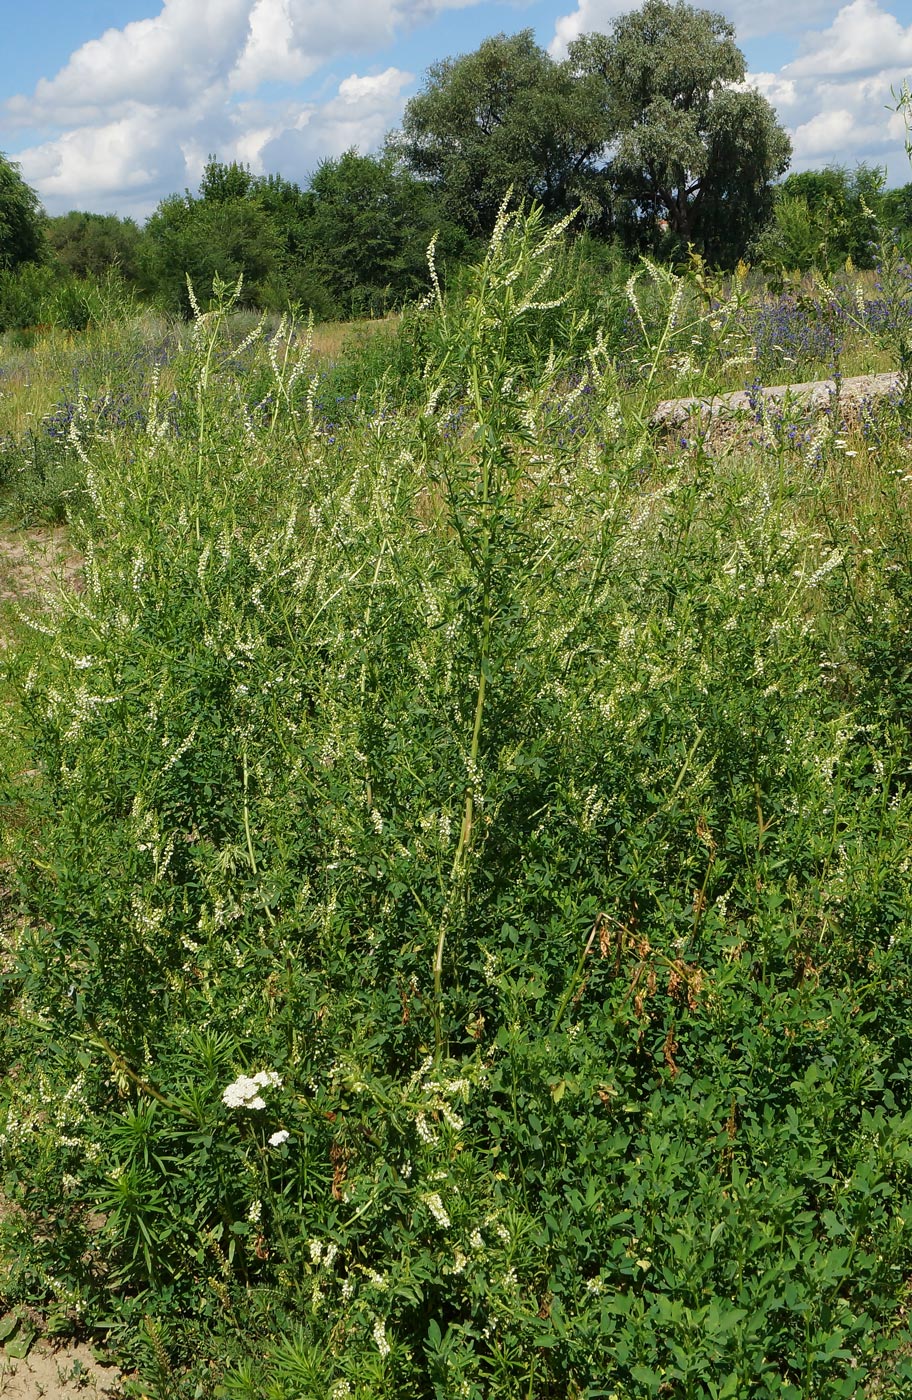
(0, 0, 911, 221)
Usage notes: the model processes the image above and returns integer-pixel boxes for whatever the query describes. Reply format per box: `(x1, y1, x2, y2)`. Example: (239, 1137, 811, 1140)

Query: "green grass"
(1, 214, 912, 1399)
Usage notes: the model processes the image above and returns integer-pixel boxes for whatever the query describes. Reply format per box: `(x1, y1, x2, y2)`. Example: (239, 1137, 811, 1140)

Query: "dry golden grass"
(309, 313, 400, 362)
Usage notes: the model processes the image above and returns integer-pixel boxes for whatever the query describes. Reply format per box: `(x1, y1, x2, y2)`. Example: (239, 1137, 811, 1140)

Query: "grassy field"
(1, 210, 912, 1399)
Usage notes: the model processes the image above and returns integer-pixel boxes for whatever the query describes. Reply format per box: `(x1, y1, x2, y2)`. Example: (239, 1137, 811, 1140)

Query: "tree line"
(1, 0, 911, 329)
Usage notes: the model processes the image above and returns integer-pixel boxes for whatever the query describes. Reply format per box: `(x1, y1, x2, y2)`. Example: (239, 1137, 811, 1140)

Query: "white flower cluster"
(423, 1191, 451, 1229)
(422, 1075, 471, 1099)
(309, 1238, 339, 1269)
(372, 1317, 391, 1358)
(415, 1113, 437, 1145)
(222, 1070, 283, 1110)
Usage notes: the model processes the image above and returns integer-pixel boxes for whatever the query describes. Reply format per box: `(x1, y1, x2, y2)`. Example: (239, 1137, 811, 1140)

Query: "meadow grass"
(0, 214, 912, 1399)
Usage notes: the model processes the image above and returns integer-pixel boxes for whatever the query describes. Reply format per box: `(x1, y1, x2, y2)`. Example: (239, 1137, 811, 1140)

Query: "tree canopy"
(300, 150, 465, 316)
(395, 7, 791, 263)
(755, 165, 889, 273)
(47, 211, 142, 282)
(140, 164, 285, 315)
(0, 153, 46, 272)
(570, 0, 791, 262)
(139, 154, 463, 319)
(397, 30, 613, 235)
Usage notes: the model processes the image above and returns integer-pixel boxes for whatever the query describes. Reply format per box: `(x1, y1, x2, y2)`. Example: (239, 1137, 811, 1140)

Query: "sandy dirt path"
(0, 527, 82, 606)
(0, 1338, 122, 1399)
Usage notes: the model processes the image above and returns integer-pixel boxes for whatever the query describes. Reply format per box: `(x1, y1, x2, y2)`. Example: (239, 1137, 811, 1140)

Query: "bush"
(1, 208, 912, 1399)
(0, 262, 60, 330)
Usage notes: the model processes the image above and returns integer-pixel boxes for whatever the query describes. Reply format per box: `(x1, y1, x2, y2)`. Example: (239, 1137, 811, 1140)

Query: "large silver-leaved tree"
(570, 0, 792, 264)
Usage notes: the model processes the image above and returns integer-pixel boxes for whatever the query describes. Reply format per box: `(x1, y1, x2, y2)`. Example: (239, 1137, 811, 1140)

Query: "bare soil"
(0, 527, 82, 608)
(0, 1339, 123, 1399)
(0, 527, 83, 651)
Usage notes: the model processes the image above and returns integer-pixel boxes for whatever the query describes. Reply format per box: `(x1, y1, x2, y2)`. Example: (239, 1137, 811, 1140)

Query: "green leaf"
(5, 1333, 35, 1360)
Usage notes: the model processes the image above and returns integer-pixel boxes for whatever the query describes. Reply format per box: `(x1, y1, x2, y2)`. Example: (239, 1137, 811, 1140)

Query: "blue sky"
(1, 0, 910, 220)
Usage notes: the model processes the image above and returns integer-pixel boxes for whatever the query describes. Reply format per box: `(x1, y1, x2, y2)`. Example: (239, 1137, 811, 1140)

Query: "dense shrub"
(1, 210, 912, 1399)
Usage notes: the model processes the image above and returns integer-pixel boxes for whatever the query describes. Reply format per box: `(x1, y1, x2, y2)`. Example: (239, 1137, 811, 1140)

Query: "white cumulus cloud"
(774, 1, 912, 175)
(747, 74, 800, 109)
(258, 67, 415, 175)
(7, 0, 253, 125)
(4, 0, 483, 214)
(786, 0, 912, 77)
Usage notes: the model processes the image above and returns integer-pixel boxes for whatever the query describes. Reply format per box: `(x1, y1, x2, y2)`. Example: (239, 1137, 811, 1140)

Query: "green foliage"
(139, 154, 462, 321)
(140, 184, 285, 315)
(0, 261, 61, 330)
(0, 152, 46, 272)
(2, 211, 912, 1400)
(256, 172, 335, 315)
(880, 181, 912, 254)
(756, 166, 890, 274)
(302, 150, 468, 318)
(570, 0, 791, 264)
(47, 210, 143, 283)
(198, 159, 259, 203)
(0, 260, 138, 333)
(397, 30, 612, 235)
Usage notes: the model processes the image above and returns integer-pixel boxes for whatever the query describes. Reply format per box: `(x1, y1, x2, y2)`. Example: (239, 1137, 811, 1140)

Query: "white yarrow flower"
(222, 1070, 283, 1110)
(222, 1077, 264, 1110)
(268, 1129, 290, 1146)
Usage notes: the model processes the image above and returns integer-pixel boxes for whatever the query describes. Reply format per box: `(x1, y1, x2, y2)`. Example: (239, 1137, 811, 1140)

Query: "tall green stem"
(434, 587, 492, 1034)
(434, 379, 496, 1047)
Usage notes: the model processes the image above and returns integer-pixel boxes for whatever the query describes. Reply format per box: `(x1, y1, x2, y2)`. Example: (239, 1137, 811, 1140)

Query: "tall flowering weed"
(1, 213, 912, 1398)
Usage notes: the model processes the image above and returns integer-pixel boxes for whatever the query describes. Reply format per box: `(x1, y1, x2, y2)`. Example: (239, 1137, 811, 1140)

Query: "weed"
(1, 209, 912, 1398)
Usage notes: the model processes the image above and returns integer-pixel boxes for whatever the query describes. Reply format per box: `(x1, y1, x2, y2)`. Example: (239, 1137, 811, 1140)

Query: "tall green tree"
(141, 154, 458, 319)
(0, 153, 46, 271)
(778, 165, 884, 269)
(48, 211, 142, 282)
(754, 165, 906, 274)
(198, 159, 258, 203)
(300, 150, 466, 316)
(396, 30, 612, 235)
(570, 0, 791, 264)
(139, 161, 285, 315)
